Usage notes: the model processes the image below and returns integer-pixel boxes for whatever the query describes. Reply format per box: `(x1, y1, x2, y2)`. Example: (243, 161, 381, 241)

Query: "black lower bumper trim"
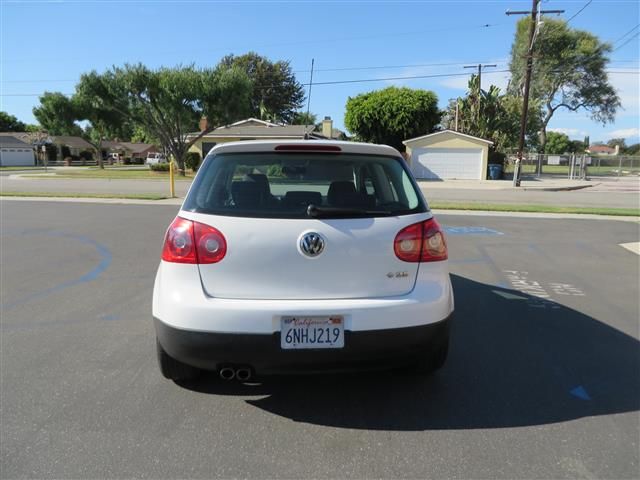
(154, 315, 452, 375)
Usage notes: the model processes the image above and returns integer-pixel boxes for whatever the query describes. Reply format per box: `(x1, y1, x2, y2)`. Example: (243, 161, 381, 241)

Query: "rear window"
(183, 152, 427, 219)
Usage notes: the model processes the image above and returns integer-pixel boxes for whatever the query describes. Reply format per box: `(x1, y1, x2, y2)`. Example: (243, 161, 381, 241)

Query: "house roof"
(403, 129, 493, 146)
(188, 123, 320, 140)
(228, 118, 281, 127)
(0, 135, 31, 148)
(0, 131, 44, 144)
(50, 136, 95, 150)
(103, 141, 156, 154)
(588, 145, 616, 153)
(312, 127, 348, 140)
(118, 142, 156, 154)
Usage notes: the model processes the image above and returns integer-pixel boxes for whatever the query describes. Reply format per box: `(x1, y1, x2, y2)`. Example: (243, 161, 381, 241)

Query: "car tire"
(156, 338, 200, 381)
(409, 329, 449, 375)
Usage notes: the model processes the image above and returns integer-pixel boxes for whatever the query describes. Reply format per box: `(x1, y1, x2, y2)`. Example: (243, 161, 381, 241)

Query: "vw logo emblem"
(299, 232, 325, 257)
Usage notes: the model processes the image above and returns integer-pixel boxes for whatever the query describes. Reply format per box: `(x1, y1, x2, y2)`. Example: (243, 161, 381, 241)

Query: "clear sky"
(1, 0, 638, 144)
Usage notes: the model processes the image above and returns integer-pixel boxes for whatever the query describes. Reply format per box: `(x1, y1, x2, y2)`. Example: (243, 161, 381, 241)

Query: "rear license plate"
(280, 316, 344, 349)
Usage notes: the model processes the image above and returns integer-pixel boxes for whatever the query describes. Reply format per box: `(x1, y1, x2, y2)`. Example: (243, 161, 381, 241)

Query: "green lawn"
(21, 169, 194, 180)
(0, 191, 168, 200)
(0, 166, 47, 171)
(503, 164, 640, 176)
(430, 202, 640, 216)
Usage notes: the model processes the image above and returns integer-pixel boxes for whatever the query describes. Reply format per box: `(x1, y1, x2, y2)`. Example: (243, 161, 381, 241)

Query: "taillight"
(394, 218, 447, 263)
(161, 217, 227, 264)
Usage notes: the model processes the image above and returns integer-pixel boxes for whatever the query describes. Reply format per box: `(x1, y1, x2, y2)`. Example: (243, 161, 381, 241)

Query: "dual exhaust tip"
(219, 366, 252, 382)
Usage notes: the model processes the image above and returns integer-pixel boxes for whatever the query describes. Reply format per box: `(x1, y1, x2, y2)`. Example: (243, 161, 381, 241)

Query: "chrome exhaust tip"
(219, 367, 236, 381)
(235, 368, 252, 382)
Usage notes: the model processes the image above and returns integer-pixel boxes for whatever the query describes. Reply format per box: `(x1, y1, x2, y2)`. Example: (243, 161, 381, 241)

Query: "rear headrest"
(283, 191, 322, 208)
(328, 181, 357, 206)
(231, 181, 264, 208)
(245, 173, 271, 195)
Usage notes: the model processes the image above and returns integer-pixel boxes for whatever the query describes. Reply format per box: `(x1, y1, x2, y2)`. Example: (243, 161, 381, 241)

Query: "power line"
(294, 60, 507, 74)
(613, 32, 640, 53)
(4, 60, 638, 85)
(2, 22, 505, 66)
(613, 24, 639, 45)
(0, 71, 506, 96)
(3, 69, 638, 97)
(566, 0, 592, 24)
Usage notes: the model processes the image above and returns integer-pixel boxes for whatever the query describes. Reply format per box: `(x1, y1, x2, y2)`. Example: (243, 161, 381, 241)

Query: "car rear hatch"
(183, 212, 430, 300)
(179, 143, 433, 300)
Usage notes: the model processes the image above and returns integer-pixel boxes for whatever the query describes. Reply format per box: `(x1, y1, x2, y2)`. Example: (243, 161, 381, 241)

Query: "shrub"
(150, 163, 171, 172)
(185, 152, 201, 172)
(79, 150, 93, 161)
(267, 164, 284, 177)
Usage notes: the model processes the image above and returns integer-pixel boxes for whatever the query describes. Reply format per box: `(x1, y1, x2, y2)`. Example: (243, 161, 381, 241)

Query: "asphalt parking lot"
(1, 201, 638, 479)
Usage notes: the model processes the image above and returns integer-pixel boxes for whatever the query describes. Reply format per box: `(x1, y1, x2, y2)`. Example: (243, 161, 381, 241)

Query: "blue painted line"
(443, 226, 504, 236)
(569, 385, 591, 401)
(2, 231, 112, 311)
(100, 314, 120, 321)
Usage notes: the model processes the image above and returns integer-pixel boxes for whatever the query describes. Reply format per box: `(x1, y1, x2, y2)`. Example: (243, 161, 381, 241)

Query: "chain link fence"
(503, 153, 640, 179)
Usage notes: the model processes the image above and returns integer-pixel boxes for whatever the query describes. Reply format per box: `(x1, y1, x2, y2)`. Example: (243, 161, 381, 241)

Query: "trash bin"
(488, 164, 503, 180)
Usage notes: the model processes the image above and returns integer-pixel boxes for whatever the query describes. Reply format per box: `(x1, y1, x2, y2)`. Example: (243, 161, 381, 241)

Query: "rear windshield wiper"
(306, 204, 393, 218)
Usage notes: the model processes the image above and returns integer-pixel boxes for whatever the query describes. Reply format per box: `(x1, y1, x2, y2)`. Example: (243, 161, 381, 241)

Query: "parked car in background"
(146, 152, 167, 165)
(153, 140, 454, 383)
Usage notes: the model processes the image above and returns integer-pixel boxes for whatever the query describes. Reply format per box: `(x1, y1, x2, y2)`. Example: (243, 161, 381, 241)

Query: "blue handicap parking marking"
(443, 226, 504, 236)
(569, 385, 591, 401)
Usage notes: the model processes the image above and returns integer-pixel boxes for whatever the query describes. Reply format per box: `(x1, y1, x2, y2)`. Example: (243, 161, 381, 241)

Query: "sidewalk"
(417, 177, 594, 191)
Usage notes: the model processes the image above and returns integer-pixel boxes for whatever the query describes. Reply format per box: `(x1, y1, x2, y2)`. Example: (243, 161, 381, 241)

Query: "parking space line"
(619, 242, 640, 255)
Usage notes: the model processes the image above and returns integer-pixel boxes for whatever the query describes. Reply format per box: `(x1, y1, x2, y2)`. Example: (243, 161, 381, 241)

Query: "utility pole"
(454, 99, 459, 132)
(463, 63, 497, 93)
(506, 0, 563, 186)
(463, 64, 496, 123)
(303, 58, 315, 139)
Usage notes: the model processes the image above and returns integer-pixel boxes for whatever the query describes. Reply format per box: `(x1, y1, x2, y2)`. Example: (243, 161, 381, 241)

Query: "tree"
(0, 112, 27, 131)
(81, 63, 252, 174)
(74, 71, 134, 168)
(568, 139, 586, 153)
(441, 76, 541, 152)
(290, 111, 317, 126)
(220, 52, 305, 123)
(607, 138, 627, 150)
(33, 92, 84, 136)
(625, 143, 640, 155)
(508, 18, 620, 153)
(545, 131, 571, 154)
(344, 87, 440, 150)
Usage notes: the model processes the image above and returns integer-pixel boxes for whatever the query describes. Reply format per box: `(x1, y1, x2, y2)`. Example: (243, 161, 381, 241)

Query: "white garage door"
(0, 148, 35, 167)
(411, 147, 483, 180)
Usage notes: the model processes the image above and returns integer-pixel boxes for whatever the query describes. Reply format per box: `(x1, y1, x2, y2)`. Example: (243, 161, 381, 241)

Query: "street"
(1, 174, 639, 209)
(1, 201, 638, 479)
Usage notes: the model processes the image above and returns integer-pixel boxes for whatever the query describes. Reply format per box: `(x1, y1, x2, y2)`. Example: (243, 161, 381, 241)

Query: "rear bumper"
(155, 314, 452, 375)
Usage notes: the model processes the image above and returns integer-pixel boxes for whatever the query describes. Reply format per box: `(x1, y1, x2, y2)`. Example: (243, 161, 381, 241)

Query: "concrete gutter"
(431, 209, 639, 223)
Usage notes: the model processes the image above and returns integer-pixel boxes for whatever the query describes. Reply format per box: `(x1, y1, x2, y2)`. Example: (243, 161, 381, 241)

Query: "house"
(49, 136, 96, 160)
(0, 135, 36, 166)
(403, 130, 493, 180)
(187, 117, 343, 158)
(588, 144, 618, 155)
(102, 140, 158, 163)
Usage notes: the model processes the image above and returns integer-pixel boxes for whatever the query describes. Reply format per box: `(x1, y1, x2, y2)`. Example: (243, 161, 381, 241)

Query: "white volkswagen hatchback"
(153, 140, 454, 382)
